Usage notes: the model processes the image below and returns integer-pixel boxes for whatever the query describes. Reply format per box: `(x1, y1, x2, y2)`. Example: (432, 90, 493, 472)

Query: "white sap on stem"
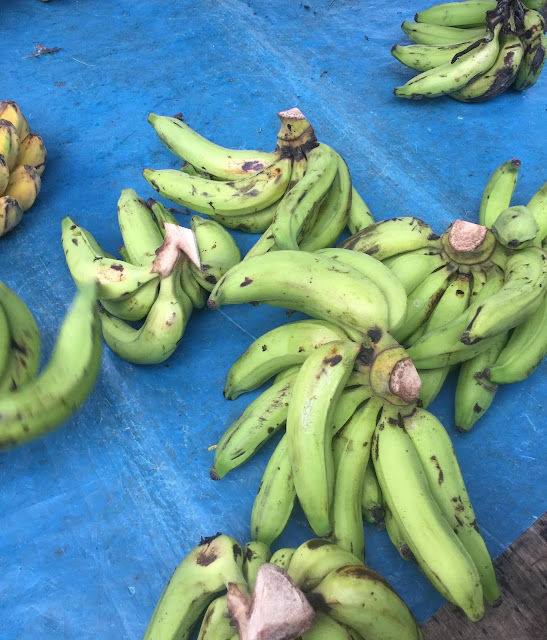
(151, 222, 201, 277)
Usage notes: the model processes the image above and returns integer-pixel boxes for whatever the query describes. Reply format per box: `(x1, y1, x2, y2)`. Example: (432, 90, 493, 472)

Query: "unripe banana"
(479, 158, 521, 227)
(527, 181, 547, 243)
(196, 595, 234, 640)
(117, 189, 164, 265)
(269, 548, 296, 571)
(0, 119, 20, 170)
(383, 247, 449, 295)
(491, 205, 539, 249)
(302, 611, 364, 640)
(3, 165, 41, 212)
(415, 1, 495, 27)
(242, 541, 271, 589)
(361, 462, 384, 525)
(346, 186, 374, 235)
(16, 133, 47, 176)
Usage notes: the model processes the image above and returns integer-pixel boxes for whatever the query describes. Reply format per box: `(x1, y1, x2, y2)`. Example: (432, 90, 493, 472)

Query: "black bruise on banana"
(430, 455, 444, 485)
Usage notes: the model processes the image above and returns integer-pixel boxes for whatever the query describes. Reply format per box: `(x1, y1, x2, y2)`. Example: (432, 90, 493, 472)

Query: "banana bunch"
(61, 189, 241, 365)
(392, 1, 547, 101)
(144, 107, 374, 256)
(143, 533, 422, 640)
(0, 100, 46, 236)
(0, 280, 102, 450)
(338, 162, 546, 432)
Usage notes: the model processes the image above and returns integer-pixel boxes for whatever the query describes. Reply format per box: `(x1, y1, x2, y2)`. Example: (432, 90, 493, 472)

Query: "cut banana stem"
(151, 222, 200, 277)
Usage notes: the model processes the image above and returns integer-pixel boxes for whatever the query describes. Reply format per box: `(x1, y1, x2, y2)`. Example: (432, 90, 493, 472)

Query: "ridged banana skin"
(0, 101, 28, 139)
(316, 248, 408, 332)
(0, 285, 102, 450)
(99, 271, 192, 365)
(527, 182, 547, 243)
(382, 248, 449, 294)
(0, 119, 20, 170)
(143, 155, 292, 217)
(394, 25, 502, 99)
(302, 611, 365, 640)
(401, 21, 486, 45)
(0, 281, 41, 393)
(346, 187, 374, 235)
(147, 113, 279, 180)
(269, 548, 296, 570)
(392, 35, 485, 72)
(117, 189, 164, 266)
(251, 434, 295, 546)
(450, 35, 525, 102)
(361, 462, 384, 524)
(288, 539, 364, 593)
(384, 504, 414, 561)
(308, 565, 423, 640)
(332, 397, 383, 561)
(404, 408, 501, 605)
(340, 217, 441, 261)
(224, 319, 348, 400)
(415, 1, 495, 26)
(190, 216, 241, 291)
(142, 534, 246, 640)
(242, 541, 271, 589)
(271, 143, 338, 250)
(211, 373, 297, 480)
(373, 406, 485, 621)
(0, 196, 24, 237)
(3, 164, 41, 212)
(61, 217, 160, 300)
(479, 158, 521, 227)
(287, 340, 361, 536)
(513, 32, 547, 91)
(180, 257, 208, 310)
(454, 332, 508, 431)
(462, 246, 547, 345)
(196, 595, 234, 640)
(16, 133, 47, 176)
(207, 251, 390, 336)
(487, 291, 547, 384)
(299, 153, 352, 252)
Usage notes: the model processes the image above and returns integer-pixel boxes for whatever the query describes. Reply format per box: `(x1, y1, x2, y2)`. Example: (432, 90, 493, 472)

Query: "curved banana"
(210, 372, 297, 480)
(361, 462, 384, 525)
(392, 34, 487, 72)
(287, 340, 361, 536)
(415, 1, 496, 26)
(242, 541, 271, 589)
(142, 534, 245, 640)
(206, 202, 277, 233)
(401, 21, 487, 45)
(302, 610, 364, 640)
(486, 291, 547, 384)
(143, 155, 292, 217)
(207, 251, 391, 337)
(117, 189, 164, 265)
(288, 539, 364, 592)
(16, 133, 47, 176)
(0, 285, 102, 450)
(0, 196, 23, 237)
(332, 397, 383, 561)
(513, 28, 547, 91)
(479, 158, 521, 227)
(316, 248, 408, 332)
(382, 247, 449, 294)
(308, 565, 423, 640)
(491, 205, 539, 249)
(99, 269, 192, 364)
(346, 187, 374, 236)
(269, 548, 296, 571)
(179, 256, 208, 310)
(0, 119, 20, 170)
(527, 182, 547, 243)
(340, 217, 441, 261)
(224, 319, 348, 400)
(394, 25, 502, 99)
(0, 101, 29, 139)
(373, 405, 484, 621)
(196, 595, 234, 640)
(384, 504, 414, 561)
(404, 407, 501, 605)
(99, 280, 160, 322)
(147, 113, 280, 180)
(3, 165, 41, 212)
(0, 281, 41, 393)
(250, 434, 295, 546)
(332, 385, 374, 435)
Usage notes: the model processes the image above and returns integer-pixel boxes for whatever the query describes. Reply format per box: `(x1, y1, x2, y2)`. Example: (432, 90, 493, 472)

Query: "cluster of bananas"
(340, 160, 546, 432)
(61, 190, 241, 365)
(143, 107, 374, 255)
(392, 0, 547, 101)
(143, 533, 422, 640)
(0, 281, 101, 450)
(0, 101, 46, 236)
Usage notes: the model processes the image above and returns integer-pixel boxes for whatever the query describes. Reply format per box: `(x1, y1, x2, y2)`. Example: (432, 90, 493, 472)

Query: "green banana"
(401, 21, 487, 44)
(287, 340, 360, 536)
(242, 541, 271, 589)
(308, 565, 423, 640)
(383, 247, 449, 295)
(269, 548, 296, 571)
(302, 611, 365, 640)
(274, 363, 303, 383)
(332, 397, 383, 561)
(206, 202, 278, 233)
(0, 285, 102, 450)
(243, 225, 278, 259)
(404, 408, 501, 605)
(117, 189, 164, 265)
(142, 534, 245, 640)
(486, 291, 547, 384)
(332, 385, 374, 434)
(340, 217, 441, 261)
(210, 372, 297, 480)
(315, 248, 408, 332)
(373, 405, 484, 621)
(479, 158, 521, 227)
(143, 155, 292, 217)
(392, 34, 487, 72)
(224, 319, 348, 400)
(491, 205, 539, 249)
(361, 462, 384, 525)
(147, 113, 280, 180)
(251, 434, 295, 546)
(415, 2, 496, 27)
(0, 281, 41, 393)
(180, 256, 208, 309)
(384, 504, 414, 561)
(346, 187, 374, 236)
(527, 182, 547, 243)
(513, 22, 547, 91)
(288, 539, 364, 592)
(196, 595, 234, 640)
(207, 251, 391, 337)
(394, 25, 502, 99)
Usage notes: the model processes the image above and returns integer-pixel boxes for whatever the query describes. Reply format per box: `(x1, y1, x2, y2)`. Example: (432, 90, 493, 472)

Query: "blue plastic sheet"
(0, 0, 545, 637)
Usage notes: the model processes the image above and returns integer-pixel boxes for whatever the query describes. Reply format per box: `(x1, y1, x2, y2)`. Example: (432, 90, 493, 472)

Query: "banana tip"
(510, 158, 521, 168)
(206, 299, 217, 311)
(209, 468, 221, 481)
(413, 13, 419, 22)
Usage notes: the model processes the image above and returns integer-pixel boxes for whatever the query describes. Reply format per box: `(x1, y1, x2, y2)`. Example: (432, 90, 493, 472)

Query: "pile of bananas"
(0, 281, 101, 450)
(142, 533, 423, 640)
(392, 0, 547, 101)
(61, 190, 241, 365)
(144, 107, 374, 255)
(0, 100, 46, 236)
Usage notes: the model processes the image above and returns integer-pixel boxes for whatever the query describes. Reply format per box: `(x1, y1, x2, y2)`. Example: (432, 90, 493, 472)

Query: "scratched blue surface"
(0, 0, 546, 637)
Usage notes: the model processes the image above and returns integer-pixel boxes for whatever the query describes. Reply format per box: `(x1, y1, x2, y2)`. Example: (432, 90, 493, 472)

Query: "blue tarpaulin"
(0, 0, 545, 638)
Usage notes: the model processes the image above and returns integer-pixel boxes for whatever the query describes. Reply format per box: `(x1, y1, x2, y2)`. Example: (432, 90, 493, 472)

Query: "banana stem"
(151, 222, 200, 277)
(276, 107, 318, 156)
